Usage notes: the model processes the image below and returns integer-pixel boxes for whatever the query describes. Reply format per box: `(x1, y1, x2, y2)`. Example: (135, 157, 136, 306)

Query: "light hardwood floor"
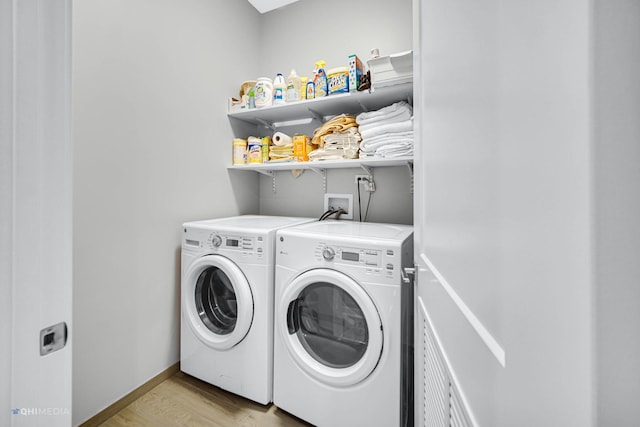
(95, 371, 312, 427)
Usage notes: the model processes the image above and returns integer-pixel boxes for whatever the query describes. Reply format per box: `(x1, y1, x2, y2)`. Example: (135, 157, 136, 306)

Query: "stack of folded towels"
(356, 101, 413, 158)
(309, 114, 361, 161)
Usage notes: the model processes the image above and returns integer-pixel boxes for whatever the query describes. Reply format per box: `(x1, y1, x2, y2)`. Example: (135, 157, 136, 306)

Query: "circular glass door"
(183, 255, 253, 350)
(279, 269, 383, 387)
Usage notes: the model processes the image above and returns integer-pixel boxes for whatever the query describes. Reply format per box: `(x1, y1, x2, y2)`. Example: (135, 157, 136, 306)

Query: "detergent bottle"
(285, 69, 301, 102)
(300, 76, 308, 100)
(314, 60, 328, 98)
(254, 77, 273, 108)
(273, 73, 286, 105)
(306, 66, 317, 100)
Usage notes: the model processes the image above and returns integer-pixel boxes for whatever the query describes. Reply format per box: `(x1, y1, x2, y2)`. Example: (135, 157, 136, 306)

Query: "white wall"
(253, 0, 414, 224)
(0, 1, 13, 425)
(418, 0, 594, 424)
(594, 0, 640, 423)
(417, 0, 640, 424)
(72, 0, 260, 424)
(2, 1, 73, 426)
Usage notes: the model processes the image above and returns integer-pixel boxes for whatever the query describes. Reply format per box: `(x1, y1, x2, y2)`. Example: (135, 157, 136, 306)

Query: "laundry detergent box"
(327, 67, 349, 95)
(348, 54, 364, 92)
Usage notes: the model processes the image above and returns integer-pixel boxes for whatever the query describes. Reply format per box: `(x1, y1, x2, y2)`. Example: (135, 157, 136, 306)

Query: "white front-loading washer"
(273, 221, 414, 427)
(180, 215, 314, 405)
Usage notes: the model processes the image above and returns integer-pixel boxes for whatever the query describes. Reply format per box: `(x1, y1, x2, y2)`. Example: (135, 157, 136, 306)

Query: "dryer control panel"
(314, 242, 398, 278)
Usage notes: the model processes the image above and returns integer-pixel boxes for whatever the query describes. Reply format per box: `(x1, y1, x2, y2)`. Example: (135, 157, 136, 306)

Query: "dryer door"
(279, 268, 383, 387)
(183, 255, 253, 350)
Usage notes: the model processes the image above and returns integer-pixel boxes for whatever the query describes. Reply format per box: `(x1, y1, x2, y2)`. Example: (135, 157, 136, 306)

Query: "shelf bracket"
(406, 161, 414, 194)
(357, 100, 369, 113)
(306, 108, 324, 123)
(256, 170, 276, 193)
(256, 118, 276, 131)
(309, 167, 327, 193)
(360, 164, 373, 176)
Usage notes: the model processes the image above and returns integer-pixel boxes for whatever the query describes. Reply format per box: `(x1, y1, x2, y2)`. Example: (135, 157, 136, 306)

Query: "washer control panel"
(206, 232, 264, 253)
(182, 227, 265, 258)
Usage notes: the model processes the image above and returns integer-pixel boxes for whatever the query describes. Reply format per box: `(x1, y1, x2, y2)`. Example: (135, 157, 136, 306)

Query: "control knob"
(322, 246, 336, 261)
(211, 234, 222, 247)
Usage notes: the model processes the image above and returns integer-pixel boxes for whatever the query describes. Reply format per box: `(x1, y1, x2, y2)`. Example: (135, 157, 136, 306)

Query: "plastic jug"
(286, 69, 301, 102)
(254, 77, 273, 108)
(273, 73, 286, 105)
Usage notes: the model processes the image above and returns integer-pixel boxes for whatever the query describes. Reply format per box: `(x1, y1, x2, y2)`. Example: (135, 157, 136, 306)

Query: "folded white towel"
(376, 142, 414, 157)
(358, 116, 413, 135)
(359, 118, 413, 140)
(361, 136, 412, 149)
(356, 101, 413, 126)
(361, 131, 413, 148)
(360, 138, 413, 153)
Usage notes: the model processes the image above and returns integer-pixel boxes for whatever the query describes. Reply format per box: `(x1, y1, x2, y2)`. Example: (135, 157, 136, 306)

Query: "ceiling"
(247, 0, 300, 14)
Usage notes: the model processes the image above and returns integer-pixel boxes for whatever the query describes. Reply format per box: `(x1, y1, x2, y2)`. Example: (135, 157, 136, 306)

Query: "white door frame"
(0, 0, 72, 426)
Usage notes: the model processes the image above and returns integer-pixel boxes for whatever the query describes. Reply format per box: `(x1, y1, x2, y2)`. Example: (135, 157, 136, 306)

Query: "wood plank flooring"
(96, 371, 312, 427)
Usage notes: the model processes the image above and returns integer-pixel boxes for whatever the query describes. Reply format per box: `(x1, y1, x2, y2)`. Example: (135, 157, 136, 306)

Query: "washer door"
(279, 268, 383, 387)
(183, 255, 253, 350)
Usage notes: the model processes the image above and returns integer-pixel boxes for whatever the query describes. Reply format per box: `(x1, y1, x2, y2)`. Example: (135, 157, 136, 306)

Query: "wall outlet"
(324, 193, 353, 220)
(355, 174, 375, 192)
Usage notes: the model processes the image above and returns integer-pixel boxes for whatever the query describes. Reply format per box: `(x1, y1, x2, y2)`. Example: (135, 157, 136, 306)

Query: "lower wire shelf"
(227, 156, 413, 172)
(228, 156, 414, 194)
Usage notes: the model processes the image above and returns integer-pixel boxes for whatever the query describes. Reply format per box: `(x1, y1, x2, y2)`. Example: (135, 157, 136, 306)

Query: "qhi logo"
(11, 407, 70, 416)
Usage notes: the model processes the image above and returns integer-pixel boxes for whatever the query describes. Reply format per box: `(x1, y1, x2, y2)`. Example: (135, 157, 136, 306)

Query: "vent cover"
(418, 300, 474, 427)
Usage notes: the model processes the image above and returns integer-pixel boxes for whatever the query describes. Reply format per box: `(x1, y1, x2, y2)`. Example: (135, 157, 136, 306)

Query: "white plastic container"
(254, 77, 273, 108)
(367, 50, 413, 88)
(286, 69, 301, 102)
(273, 73, 286, 105)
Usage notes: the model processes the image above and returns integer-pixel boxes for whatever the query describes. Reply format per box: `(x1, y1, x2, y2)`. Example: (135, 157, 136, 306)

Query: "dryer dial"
(211, 234, 222, 247)
(322, 246, 336, 261)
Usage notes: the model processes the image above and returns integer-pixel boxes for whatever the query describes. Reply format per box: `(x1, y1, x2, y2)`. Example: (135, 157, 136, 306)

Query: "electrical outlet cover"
(323, 193, 353, 220)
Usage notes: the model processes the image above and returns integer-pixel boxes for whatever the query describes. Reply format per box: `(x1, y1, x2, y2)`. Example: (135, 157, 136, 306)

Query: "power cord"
(318, 208, 347, 221)
(356, 176, 375, 222)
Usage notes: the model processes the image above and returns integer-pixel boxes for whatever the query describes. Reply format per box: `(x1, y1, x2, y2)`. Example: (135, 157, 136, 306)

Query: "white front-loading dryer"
(180, 215, 313, 405)
(274, 221, 414, 427)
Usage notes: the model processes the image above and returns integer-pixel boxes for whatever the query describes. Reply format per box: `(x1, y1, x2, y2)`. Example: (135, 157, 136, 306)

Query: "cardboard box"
(348, 54, 364, 92)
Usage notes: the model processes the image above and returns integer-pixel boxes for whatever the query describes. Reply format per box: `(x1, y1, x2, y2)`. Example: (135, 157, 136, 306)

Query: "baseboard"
(79, 362, 180, 426)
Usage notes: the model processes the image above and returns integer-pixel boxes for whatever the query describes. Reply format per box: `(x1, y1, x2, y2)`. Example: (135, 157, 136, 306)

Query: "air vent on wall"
(418, 300, 474, 427)
(422, 311, 449, 426)
(450, 382, 473, 427)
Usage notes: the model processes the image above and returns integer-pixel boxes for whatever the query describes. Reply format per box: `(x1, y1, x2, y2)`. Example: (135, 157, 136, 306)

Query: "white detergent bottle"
(285, 69, 301, 102)
(273, 73, 286, 105)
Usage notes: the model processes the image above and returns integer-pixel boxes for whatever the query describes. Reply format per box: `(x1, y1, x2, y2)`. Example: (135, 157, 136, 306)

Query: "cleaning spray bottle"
(314, 60, 328, 98)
